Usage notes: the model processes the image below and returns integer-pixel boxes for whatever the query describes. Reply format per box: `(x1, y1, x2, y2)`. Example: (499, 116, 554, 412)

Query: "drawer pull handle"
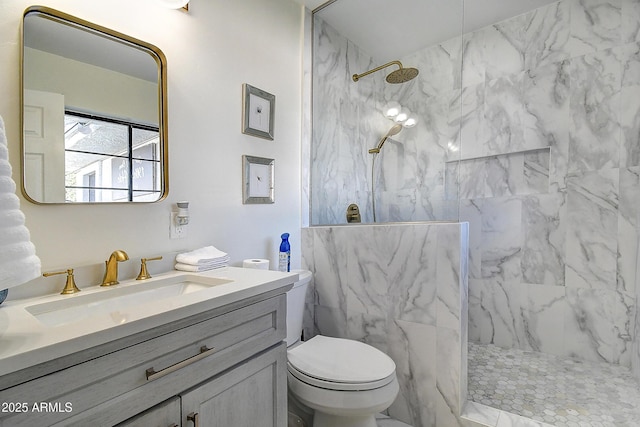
(187, 412, 199, 427)
(145, 346, 215, 381)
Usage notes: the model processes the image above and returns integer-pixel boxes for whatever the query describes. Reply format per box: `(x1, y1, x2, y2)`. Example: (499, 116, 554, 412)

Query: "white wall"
(0, 0, 303, 292)
(24, 47, 158, 125)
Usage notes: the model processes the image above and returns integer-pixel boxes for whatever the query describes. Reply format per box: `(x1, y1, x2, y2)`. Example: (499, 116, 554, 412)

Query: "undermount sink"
(25, 274, 233, 327)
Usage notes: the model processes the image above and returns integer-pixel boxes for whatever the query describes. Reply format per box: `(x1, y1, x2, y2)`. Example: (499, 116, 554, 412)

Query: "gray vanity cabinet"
(0, 292, 288, 427)
(116, 344, 286, 427)
(115, 397, 180, 427)
(180, 344, 286, 427)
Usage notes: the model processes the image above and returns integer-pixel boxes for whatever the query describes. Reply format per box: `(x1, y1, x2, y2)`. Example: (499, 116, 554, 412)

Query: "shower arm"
(353, 61, 403, 82)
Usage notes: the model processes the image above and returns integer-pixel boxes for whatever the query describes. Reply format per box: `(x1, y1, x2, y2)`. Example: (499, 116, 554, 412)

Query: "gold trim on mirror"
(20, 6, 169, 204)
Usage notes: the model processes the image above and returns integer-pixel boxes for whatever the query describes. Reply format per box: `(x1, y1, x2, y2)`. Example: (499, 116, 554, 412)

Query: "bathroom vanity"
(0, 267, 296, 427)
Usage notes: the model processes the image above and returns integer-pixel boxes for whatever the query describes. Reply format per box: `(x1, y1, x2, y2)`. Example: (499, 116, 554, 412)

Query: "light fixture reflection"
(394, 108, 411, 124)
(383, 101, 401, 119)
(382, 101, 417, 128)
(403, 116, 418, 128)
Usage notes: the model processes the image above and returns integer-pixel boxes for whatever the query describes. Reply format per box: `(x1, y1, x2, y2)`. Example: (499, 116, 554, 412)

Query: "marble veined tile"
(484, 74, 526, 156)
(460, 199, 484, 281)
(568, 47, 622, 173)
(567, 0, 622, 57)
(481, 198, 523, 284)
(564, 287, 634, 365)
(387, 319, 437, 427)
(523, 150, 550, 194)
(521, 193, 566, 287)
(520, 284, 567, 356)
(436, 326, 463, 425)
(437, 226, 464, 330)
(635, 293, 640, 380)
(522, 62, 570, 182)
(403, 42, 456, 98)
(621, 41, 640, 86)
(458, 158, 487, 200)
(460, 30, 486, 89)
(484, 12, 530, 80)
(461, 401, 501, 427)
(565, 169, 619, 290)
(485, 154, 525, 198)
(347, 225, 440, 325)
(622, 0, 640, 42)
(621, 84, 640, 168)
(525, 0, 571, 70)
(496, 411, 555, 427)
(468, 279, 525, 349)
(452, 83, 488, 161)
(306, 227, 348, 310)
(617, 167, 639, 296)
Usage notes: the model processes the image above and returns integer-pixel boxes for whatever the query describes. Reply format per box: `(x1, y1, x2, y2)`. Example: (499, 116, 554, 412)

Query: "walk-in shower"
(307, 0, 640, 425)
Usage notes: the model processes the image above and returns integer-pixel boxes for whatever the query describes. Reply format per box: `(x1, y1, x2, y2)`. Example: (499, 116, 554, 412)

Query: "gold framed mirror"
(21, 6, 168, 204)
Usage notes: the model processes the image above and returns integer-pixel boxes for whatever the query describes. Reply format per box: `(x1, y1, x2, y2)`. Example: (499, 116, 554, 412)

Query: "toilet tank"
(286, 270, 312, 346)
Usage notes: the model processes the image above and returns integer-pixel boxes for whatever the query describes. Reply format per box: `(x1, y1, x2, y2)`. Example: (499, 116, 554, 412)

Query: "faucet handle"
(43, 268, 81, 295)
(136, 256, 163, 280)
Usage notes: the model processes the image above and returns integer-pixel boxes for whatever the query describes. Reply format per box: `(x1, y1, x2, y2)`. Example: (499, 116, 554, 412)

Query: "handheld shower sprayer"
(369, 124, 403, 154)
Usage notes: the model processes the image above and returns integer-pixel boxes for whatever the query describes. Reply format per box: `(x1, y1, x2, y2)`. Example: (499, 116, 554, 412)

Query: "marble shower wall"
(310, 0, 640, 378)
(311, 13, 463, 225)
(311, 17, 385, 225)
(453, 0, 640, 374)
(301, 222, 469, 427)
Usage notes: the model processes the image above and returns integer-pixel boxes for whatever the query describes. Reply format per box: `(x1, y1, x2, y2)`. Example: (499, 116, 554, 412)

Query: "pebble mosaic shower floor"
(468, 343, 640, 426)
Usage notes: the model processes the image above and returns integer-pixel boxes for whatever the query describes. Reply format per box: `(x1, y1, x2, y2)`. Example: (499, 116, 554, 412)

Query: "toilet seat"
(287, 335, 396, 391)
(288, 362, 395, 391)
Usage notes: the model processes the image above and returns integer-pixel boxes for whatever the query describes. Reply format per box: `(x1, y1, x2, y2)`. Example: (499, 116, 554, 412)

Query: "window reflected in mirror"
(63, 113, 161, 203)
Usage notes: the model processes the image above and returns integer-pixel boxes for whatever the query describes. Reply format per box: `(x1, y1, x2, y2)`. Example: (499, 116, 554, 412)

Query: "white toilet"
(286, 271, 399, 427)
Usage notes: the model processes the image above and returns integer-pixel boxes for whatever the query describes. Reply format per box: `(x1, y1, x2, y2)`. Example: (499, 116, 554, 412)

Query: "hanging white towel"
(0, 115, 41, 290)
(176, 245, 229, 265)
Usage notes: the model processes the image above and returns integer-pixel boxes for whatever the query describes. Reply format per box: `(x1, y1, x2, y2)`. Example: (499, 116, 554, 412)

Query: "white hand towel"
(176, 246, 229, 265)
(175, 262, 228, 272)
(0, 115, 41, 290)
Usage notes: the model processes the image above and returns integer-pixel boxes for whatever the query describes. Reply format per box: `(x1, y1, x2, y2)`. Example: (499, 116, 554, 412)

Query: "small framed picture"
(242, 155, 275, 204)
(242, 84, 275, 140)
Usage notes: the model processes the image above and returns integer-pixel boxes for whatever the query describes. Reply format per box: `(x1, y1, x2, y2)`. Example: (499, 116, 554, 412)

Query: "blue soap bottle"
(278, 233, 290, 272)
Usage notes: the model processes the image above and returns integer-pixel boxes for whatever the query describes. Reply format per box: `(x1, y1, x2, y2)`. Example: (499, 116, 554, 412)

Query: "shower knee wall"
(301, 222, 469, 427)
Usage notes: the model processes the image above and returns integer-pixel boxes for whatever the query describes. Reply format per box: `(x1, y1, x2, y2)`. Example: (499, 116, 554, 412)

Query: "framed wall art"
(242, 155, 274, 204)
(242, 84, 275, 140)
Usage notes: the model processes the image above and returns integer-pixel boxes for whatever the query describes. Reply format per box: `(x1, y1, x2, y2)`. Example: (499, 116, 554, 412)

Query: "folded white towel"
(176, 245, 229, 265)
(0, 115, 41, 290)
(175, 261, 228, 272)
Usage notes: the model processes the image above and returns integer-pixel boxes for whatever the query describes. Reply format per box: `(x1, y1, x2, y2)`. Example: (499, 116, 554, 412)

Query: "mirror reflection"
(22, 6, 168, 203)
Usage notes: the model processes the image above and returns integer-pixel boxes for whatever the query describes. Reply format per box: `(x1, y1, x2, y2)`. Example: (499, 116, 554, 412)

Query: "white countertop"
(0, 267, 298, 378)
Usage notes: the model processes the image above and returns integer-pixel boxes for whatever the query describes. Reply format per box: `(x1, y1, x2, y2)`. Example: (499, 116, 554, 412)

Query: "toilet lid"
(287, 335, 396, 384)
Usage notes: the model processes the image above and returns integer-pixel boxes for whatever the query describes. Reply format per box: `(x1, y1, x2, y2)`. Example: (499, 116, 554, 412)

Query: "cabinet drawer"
(0, 295, 285, 427)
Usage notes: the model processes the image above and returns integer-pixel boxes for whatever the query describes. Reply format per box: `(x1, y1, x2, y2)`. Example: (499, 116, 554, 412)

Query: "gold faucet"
(43, 268, 81, 294)
(101, 250, 129, 286)
(136, 256, 163, 280)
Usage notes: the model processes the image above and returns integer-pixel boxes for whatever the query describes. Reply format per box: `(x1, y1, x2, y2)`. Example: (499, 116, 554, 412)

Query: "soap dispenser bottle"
(278, 233, 290, 272)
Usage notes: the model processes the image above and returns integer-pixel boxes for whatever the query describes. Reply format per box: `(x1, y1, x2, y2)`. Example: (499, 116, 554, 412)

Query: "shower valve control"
(346, 204, 361, 223)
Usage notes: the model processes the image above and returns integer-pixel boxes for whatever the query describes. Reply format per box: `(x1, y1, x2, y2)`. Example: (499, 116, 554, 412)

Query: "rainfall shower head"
(386, 67, 419, 84)
(352, 60, 419, 84)
(369, 124, 403, 154)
